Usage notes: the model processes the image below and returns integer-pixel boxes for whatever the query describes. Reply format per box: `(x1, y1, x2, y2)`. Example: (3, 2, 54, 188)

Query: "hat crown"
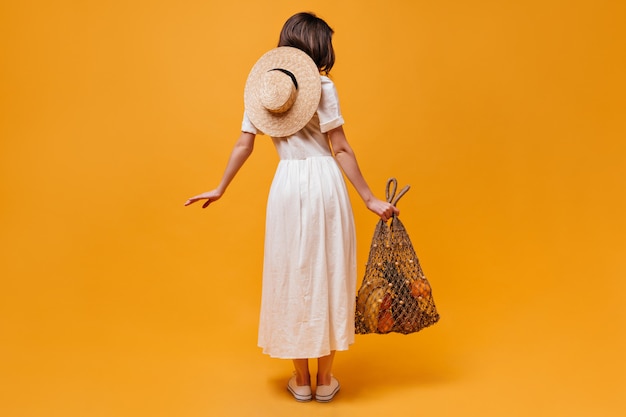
(259, 70, 297, 114)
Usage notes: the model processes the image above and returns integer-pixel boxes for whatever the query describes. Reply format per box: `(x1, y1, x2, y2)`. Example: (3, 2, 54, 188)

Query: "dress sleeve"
(318, 76, 345, 133)
(241, 111, 260, 135)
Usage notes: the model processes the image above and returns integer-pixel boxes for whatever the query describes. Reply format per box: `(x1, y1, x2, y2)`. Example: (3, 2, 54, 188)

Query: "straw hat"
(244, 47, 322, 137)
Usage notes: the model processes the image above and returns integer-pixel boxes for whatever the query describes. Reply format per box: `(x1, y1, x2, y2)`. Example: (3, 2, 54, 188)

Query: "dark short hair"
(278, 12, 335, 75)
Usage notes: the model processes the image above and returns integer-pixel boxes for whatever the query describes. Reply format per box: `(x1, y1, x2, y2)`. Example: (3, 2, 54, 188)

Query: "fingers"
(380, 208, 392, 222)
(184, 196, 207, 207)
(380, 203, 399, 222)
(185, 189, 222, 208)
(367, 199, 398, 221)
(184, 197, 212, 208)
(388, 202, 399, 216)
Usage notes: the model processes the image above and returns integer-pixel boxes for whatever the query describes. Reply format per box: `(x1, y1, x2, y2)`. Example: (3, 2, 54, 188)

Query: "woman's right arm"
(184, 131, 256, 208)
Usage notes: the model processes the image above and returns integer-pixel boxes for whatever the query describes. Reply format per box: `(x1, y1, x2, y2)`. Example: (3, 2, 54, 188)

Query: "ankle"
(317, 374, 332, 386)
(295, 373, 311, 386)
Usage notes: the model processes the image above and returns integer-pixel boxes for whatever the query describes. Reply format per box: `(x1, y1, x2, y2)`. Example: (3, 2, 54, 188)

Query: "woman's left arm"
(328, 126, 398, 221)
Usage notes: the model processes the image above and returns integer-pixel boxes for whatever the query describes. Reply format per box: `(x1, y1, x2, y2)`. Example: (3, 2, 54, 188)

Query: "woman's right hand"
(184, 189, 223, 208)
(366, 198, 399, 222)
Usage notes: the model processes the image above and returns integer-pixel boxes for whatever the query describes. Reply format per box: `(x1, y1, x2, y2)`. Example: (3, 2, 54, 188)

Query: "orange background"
(1, 1, 625, 416)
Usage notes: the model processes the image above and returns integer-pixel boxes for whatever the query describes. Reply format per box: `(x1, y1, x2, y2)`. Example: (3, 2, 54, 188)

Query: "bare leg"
(316, 351, 336, 386)
(292, 359, 311, 386)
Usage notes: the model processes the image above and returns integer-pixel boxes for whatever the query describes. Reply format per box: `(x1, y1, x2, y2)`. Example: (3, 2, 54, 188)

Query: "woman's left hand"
(366, 198, 399, 222)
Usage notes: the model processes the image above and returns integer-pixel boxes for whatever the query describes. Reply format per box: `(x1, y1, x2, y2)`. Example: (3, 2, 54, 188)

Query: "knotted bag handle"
(385, 177, 410, 209)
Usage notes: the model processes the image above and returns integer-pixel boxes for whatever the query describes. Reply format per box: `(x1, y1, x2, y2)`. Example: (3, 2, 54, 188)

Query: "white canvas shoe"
(287, 376, 313, 402)
(315, 376, 340, 402)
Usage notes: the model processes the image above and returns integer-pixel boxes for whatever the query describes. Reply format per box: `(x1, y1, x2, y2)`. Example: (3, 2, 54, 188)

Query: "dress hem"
(258, 342, 354, 360)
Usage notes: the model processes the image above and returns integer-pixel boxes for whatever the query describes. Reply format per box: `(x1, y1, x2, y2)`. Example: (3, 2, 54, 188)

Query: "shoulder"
(320, 75, 337, 91)
(321, 75, 334, 85)
(320, 75, 340, 102)
(317, 75, 344, 132)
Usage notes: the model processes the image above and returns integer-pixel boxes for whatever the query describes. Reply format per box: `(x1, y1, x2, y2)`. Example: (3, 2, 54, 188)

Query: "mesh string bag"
(355, 178, 440, 335)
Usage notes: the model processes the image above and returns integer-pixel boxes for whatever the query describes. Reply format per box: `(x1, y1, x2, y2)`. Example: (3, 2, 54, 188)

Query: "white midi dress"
(242, 76, 357, 359)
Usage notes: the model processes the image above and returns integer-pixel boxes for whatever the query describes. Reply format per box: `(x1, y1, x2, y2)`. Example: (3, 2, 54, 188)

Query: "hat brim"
(244, 47, 322, 138)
